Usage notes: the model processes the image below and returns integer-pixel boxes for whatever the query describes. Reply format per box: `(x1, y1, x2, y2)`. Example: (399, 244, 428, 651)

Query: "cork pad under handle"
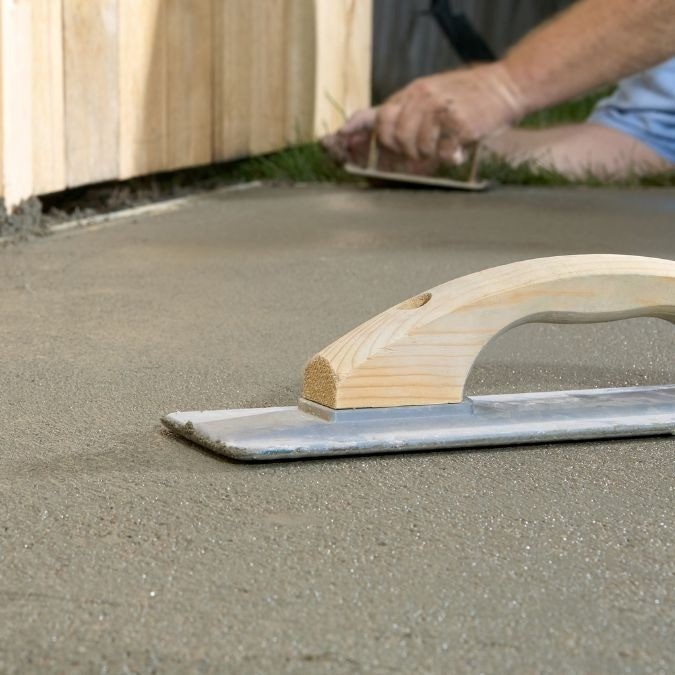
(303, 255, 675, 409)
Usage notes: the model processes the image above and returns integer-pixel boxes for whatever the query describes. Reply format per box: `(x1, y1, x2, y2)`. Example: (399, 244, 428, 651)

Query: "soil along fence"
(0, 0, 372, 211)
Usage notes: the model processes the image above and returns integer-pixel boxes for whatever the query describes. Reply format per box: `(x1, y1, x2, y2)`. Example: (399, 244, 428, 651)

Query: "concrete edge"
(0, 181, 264, 244)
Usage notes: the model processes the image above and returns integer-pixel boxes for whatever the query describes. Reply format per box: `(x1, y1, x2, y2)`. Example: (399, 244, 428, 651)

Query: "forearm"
(503, 0, 675, 115)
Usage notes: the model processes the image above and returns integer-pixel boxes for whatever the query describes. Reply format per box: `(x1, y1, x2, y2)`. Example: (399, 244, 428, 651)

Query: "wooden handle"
(303, 255, 675, 409)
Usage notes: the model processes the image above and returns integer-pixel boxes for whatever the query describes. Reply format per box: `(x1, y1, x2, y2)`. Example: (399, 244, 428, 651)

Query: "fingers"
(375, 102, 402, 153)
(340, 107, 376, 136)
(321, 108, 377, 166)
(329, 82, 473, 167)
(394, 102, 427, 160)
(436, 107, 466, 165)
(345, 129, 373, 166)
(376, 102, 468, 164)
(376, 93, 462, 163)
(377, 79, 440, 158)
(416, 110, 441, 158)
(376, 101, 426, 160)
(320, 132, 348, 164)
(438, 135, 466, 165)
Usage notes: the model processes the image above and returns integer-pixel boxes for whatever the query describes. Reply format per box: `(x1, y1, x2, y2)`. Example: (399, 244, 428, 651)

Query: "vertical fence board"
(64, 0, 119, 186)
(1, 0, 32, 208)
(342, 0, 372, 119)
(313, 0, 371, 136)
(213, 0, 253, 160)
(313, 0, 345, 137)
(119, 0, 166, 179)
(31, 0, 66, 195)
(165, 0, 213, 170)
(284, 0, 316, 145)
(248, 0, 287, 155)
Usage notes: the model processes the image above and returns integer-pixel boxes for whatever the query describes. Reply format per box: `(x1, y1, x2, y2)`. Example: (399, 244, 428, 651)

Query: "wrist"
(472, 61, 529, 126)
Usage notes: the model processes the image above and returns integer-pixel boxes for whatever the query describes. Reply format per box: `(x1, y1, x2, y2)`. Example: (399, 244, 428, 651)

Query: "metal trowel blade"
(162, 385, 675, 461)
(344, 163, 489, 191)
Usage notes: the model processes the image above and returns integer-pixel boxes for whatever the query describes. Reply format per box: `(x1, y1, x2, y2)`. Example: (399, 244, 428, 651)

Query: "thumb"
(339, 108, 377, 136)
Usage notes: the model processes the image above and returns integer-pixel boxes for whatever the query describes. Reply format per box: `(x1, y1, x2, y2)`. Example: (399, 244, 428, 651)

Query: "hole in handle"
(397, 292, 432, 310)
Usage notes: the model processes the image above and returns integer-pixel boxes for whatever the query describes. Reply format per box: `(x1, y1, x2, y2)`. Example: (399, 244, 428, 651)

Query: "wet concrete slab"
(1, 185, 673, 673)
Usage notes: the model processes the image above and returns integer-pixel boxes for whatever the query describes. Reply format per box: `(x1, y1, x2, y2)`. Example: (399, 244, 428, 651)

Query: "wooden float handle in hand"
(303, 255, 675, 409)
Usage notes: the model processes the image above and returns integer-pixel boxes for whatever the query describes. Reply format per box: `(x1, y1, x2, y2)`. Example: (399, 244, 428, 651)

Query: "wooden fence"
(0, 0, 372, 210)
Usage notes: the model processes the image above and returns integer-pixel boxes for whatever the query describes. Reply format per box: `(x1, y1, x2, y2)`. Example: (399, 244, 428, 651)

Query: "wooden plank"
(213, 0, 254, 160)
(31, 0, 66, 195)
(313, 0, 372, 137)
(248, 0, 287, 155)
(313, 0, 345, 137)
(341, 0, 372, 120)
(213, 0, 289, 159)
(64, 0, 119, 187)
(165, 0, 213, 170)
(118, 0, 166, 179)
(1, 0, 33, 209)
(283, 0, 315, 145)
(120, 0, 212, 176)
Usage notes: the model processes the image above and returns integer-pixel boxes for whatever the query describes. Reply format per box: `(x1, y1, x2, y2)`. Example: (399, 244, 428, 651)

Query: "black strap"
(429, 0, 496, 63)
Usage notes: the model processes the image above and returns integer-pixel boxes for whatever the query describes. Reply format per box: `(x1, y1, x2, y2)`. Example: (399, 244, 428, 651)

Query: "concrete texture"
(1, 185, 674, 674)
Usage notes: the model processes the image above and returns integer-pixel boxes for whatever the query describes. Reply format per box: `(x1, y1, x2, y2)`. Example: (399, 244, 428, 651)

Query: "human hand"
(375, 62, 525, 164)
(321, 108, 376, 167)
(321, 108, 440, 176)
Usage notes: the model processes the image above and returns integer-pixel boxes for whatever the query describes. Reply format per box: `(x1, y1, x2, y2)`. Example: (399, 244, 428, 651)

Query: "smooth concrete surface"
(1, 185, 674, 674)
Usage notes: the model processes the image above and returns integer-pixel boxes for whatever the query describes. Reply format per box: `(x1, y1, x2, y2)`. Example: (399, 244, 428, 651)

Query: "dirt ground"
(1, 185, 673, 674)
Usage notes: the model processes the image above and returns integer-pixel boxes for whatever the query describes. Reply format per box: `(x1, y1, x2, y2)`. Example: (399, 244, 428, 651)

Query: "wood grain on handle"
(303, 255, 675, 409)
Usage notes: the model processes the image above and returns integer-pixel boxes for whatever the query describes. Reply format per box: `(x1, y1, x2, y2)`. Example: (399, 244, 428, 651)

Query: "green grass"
(226, 87, 675, 188)
(454, 156, 675, 188)
(223, 142, 354, 184)
(519, 87, 612, 128)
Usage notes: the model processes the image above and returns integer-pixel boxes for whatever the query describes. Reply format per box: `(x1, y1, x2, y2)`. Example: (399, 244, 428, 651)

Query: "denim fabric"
(589, 58, 675, 162)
